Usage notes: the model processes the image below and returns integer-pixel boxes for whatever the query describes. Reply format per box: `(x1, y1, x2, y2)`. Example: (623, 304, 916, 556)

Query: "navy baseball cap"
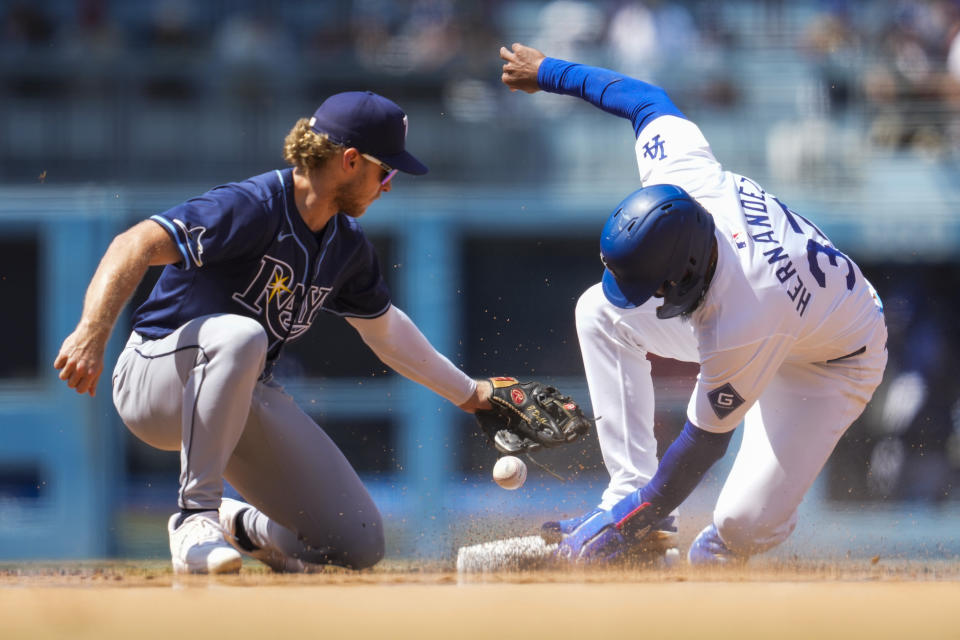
(308, 91, 428, 175)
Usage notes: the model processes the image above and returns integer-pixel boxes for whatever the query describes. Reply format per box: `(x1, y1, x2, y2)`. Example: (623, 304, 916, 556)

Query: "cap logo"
(307, 92, 427, 175)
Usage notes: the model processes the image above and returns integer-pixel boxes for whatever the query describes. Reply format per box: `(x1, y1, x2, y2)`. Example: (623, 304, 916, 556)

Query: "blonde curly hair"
(283, 118, 345, 173)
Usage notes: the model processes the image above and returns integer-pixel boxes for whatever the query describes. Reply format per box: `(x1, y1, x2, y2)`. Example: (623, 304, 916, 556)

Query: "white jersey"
(634, 116, 885, 432)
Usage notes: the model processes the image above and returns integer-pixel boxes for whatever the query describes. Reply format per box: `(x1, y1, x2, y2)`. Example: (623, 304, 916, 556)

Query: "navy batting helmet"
(600, 184, 716, 319)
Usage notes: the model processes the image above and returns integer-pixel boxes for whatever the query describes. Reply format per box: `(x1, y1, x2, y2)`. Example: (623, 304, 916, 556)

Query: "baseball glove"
(475, 377, 593, 455)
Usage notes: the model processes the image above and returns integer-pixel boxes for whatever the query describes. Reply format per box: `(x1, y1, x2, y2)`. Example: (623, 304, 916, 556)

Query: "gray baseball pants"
(111, 313, 384, 568)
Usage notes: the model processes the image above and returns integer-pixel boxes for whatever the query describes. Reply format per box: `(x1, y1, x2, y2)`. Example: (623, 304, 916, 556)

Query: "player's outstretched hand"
(458, 378, 494, 413)
(500, 43, 545, 93)
(54, 326, 107, 397)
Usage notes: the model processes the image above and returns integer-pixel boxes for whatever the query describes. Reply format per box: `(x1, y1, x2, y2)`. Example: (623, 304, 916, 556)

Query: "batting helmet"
(600, 184, 716, 318)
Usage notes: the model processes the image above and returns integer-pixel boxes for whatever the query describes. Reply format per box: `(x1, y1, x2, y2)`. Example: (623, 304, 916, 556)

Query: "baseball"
(492, 455, 527, 490)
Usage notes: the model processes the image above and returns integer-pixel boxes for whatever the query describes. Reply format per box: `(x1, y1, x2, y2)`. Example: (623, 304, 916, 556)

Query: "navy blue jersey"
(132, 168, 391, 361)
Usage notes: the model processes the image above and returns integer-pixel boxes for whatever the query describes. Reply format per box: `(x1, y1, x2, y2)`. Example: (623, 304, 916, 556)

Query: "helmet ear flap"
(657, 228, 716, 318)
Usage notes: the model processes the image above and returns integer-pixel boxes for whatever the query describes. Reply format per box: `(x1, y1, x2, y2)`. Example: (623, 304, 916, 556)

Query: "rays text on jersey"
(232, 255, 332, 341)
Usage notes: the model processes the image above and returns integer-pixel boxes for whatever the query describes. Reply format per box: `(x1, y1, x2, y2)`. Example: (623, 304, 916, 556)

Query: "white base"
(456, 536, 560, 573)
(456, 536, 683, 573)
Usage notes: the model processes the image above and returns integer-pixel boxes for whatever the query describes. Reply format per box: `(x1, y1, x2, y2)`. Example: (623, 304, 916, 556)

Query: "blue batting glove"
(555, 490, 657, 563)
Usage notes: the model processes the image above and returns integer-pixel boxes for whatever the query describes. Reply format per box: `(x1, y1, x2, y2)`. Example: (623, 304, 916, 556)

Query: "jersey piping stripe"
(825, 345, 866, 363)
(322, 300, 391, 319)
(315, 214, 338, 281)
(274, 170, 310, 280)
(134, 343, 211, 510)
(270, 169, 312, 357)
(271, 169, 345, 362)
(150, 214, 192, 269)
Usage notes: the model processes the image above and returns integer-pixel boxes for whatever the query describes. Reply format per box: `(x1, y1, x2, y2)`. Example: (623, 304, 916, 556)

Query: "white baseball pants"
(112, 313, 384, 568)
(575, 283, 887, 555)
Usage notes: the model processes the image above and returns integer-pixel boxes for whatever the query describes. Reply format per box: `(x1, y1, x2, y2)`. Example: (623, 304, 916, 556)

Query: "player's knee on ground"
(715, 508, 797, 557)
(298, 516, 385, 569)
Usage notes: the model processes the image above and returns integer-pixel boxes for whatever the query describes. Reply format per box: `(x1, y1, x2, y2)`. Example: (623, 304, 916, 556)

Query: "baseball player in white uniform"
(54, 91, 493, 573)
(501, 43, 887, 564)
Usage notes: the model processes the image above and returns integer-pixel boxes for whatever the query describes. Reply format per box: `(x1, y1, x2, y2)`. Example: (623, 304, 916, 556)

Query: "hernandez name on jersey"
(132, 168, 390, 362)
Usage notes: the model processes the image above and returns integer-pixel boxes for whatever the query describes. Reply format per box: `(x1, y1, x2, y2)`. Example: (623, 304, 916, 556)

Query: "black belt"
(826, 345, 866, 363)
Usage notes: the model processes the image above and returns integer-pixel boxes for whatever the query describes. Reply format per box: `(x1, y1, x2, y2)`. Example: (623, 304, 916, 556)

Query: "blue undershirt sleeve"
(537, 57, 687, 137)
(639, 421, 733, 518)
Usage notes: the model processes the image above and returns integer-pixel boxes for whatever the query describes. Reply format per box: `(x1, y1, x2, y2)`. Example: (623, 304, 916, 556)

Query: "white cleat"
(219, 498, 307, 573)
(663, 547, 681, 568)
(167, 511, 242, 575)
(687, 523, 745, 566)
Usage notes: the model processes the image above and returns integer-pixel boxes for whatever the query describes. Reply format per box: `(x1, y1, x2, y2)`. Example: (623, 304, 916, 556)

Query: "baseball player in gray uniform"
(54, 91, 492, 573)
(501, 44, 887, 564)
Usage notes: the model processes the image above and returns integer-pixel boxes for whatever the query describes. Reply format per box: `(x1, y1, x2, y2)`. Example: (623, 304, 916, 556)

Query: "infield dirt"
(2, 560, 958, 639)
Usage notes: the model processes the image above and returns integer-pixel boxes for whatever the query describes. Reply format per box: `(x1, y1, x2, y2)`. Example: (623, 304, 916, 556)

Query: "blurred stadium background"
(1, 0, 959, 564)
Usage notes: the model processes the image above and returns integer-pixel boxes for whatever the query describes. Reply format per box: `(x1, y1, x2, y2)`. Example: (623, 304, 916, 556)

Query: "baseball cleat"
(219, 498, 307, 573)
(167, 511, 242, 575)
(634, 514, 678, 559)
(687, 523, 744, 566)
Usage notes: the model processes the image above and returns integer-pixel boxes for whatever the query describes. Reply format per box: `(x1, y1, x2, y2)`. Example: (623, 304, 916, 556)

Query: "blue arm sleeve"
(537, 57, 686, 137)
(639, 421, 733, 518)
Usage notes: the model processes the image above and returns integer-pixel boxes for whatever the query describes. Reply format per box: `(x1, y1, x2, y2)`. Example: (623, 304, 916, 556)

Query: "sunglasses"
(361, 153, 399, 186)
